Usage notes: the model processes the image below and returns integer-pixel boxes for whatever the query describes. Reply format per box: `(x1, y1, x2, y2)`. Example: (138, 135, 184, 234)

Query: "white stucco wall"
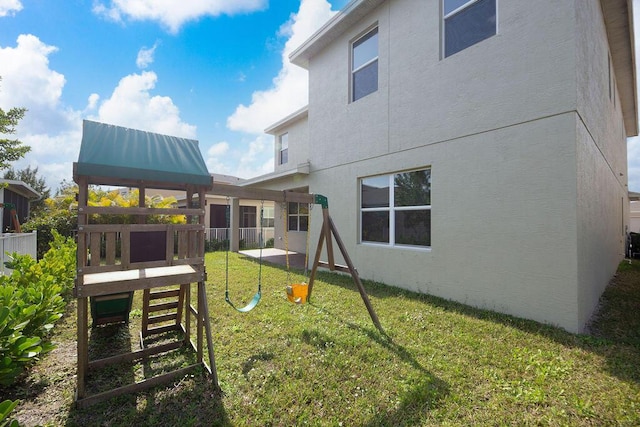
(281, 0, 630, 332)
(309, 114, 580, 330)
(574, 0, 630, 330)
(272, 111, 309, 175)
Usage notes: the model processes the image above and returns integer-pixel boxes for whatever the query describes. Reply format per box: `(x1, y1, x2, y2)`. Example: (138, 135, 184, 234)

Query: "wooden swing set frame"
(210, 183, 382, 331)
(73, 174, 381, 408)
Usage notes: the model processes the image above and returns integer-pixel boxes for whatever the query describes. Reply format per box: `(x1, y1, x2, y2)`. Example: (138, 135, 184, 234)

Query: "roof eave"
(0, 179, 41, 200)
(264, 106, 309, 134)
(289, 0, 386, 69)
(602, 0, 638, 136)
(239, 163, 311, 187)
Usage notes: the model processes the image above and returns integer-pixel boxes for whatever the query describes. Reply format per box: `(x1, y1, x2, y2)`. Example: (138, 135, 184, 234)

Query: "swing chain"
(283, 201, 291, 285)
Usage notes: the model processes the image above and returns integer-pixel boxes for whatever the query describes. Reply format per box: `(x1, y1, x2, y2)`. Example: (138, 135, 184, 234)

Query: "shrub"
(0, 399, 19, 427)
(21, 209, 75, 260)
(205, 239, 228, 252)
(0, 231, 76, 386)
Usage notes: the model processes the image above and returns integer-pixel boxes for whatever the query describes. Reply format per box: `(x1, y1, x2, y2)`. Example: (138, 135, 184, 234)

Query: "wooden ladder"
(140, 285, 187, 345)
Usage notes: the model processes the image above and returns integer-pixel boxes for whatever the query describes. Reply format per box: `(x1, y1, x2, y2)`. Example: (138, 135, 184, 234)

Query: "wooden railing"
(77, 223, 205, 274)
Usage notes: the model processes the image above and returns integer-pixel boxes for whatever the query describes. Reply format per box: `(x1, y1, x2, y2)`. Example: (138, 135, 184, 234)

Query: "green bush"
(204, 239, 228, 252)
(0, 399, 19, 427)
(0, 232, 76, 386)
(21, 209, 76, 260)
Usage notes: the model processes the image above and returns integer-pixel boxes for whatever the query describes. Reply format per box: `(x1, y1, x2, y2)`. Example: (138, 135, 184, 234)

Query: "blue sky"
(0, 0, 349, 191)
(1, 0, 640, 194)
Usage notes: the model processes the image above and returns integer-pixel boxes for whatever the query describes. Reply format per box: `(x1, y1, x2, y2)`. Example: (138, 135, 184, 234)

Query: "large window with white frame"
(279, 133, 288, 165)
(360, 169, 431, 247)
(443, 0, 496, 58)
(351, 27, 378, 102)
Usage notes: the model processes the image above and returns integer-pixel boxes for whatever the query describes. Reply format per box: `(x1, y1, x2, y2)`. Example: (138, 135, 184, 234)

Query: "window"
(288, 202, 309, 232)
(279, 133, 288, 165)
(262, 206, 275, 228)
(352, 27, 378, 102)
(443, 0, 496, 58)
(361, 169, 431, 247)
(240, 206, 256, 228)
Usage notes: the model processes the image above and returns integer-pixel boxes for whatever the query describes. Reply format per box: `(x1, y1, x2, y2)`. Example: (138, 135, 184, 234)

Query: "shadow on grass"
(85, 323, 136, 396)
(66, 325, 230, 426)
(301, 310, 450, 425)
(67, 370, 228, 427)
(311, 266, 640, 387)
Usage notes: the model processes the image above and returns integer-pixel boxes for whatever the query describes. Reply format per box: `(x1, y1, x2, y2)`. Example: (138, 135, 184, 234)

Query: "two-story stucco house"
(246, 0, 637, 333)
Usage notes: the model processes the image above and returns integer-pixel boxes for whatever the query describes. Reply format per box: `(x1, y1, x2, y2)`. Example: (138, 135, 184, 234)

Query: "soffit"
(290, 0, 386, 69)
(602, 0, 638, 136)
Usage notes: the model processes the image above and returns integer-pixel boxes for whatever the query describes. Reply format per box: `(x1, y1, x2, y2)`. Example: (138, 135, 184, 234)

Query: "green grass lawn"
(8, 252, 640, 426)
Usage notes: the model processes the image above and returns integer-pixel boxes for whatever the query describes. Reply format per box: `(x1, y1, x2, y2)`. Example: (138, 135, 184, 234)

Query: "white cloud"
(234, 134, 274, 178)
(86, 93, 100, 111)
(0, 0, 22, 17)
(93, 71, 197, 138)
(0, 33, 196, 192)
(0, 34, 80, 191)
(0, 34, 65, 123)
(93, 0, 268, 33)
(226, 0, 336, 135)
(205, 141, 231, 173)
(136, 41, 160, 69)
(207, 141, 229, 157)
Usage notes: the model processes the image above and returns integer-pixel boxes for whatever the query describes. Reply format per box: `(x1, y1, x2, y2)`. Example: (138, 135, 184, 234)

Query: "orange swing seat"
(286, 282, 308, 304)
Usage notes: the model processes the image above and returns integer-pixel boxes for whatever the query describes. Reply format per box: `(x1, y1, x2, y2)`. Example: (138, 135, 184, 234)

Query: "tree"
(23, 182, 184, 258)
(0, 76, 30, 170)
(4, 165, 50, 213)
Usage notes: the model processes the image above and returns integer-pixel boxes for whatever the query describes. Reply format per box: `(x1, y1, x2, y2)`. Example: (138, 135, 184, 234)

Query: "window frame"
(262, 206, 275, 228)
(240, 205, 257, 228)
(360, 168, 432, 249)
(287, 202, 309, 232)
(442, 0, 497, 58)
(351, 26, 379, 102)
(279, 133, 289, 165)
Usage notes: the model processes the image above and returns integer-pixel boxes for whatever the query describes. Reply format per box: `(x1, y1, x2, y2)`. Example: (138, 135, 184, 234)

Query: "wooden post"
(322, 208, 335, 270)
(306, 221, 326, 301)
(76, 176, 89, 400)
(200, 279, 218, 385)
(327, 215, 382, 331)
(230, 197, 240, 252)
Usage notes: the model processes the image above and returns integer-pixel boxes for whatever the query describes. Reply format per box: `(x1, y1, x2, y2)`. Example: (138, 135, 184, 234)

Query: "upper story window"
(360, 168, 431, 248)
(443, 0, 496, 58)
(279, 133, 288, 165)
(352, 27, 378, 102)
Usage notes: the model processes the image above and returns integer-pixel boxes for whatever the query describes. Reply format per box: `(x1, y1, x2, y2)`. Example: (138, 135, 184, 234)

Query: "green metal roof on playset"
(75, 120, 212, 188)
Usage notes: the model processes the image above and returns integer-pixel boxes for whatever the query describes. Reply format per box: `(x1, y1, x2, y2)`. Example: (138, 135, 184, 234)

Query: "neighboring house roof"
(75, 120, 212, 188)
(0, 179, 40, 200)
(290, 0, 638, 137)
(629, 191, 640, 201)
(211, 173, 243, 185)
(601, 0, 638, 136)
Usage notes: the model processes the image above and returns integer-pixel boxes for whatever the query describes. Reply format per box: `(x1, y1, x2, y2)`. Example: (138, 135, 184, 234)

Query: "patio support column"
(230, 197, 240, 252)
